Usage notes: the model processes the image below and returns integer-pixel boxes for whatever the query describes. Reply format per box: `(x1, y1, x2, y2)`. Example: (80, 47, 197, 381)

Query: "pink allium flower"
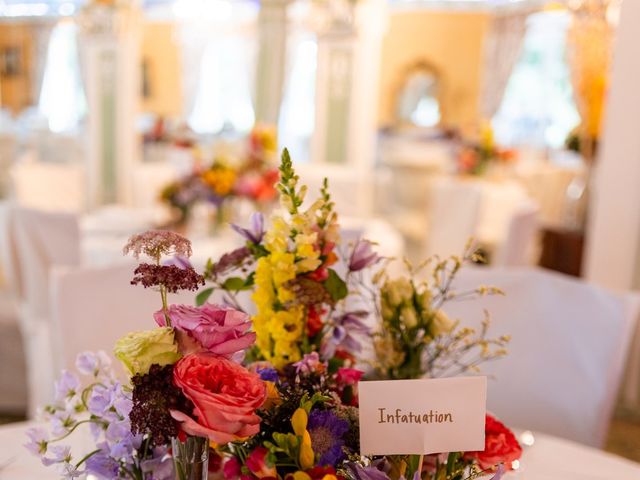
(123, 230, 192, 262)
(154, 303, 256, 357)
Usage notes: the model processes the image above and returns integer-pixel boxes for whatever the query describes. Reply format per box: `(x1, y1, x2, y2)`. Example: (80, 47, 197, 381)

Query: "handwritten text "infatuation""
(377, 408, 454, 425)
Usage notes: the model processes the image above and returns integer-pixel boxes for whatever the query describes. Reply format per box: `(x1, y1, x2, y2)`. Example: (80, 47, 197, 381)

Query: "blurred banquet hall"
(1, 0, 640, 478)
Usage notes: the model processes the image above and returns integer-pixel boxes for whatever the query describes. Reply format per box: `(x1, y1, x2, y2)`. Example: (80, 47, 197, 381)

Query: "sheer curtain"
(175, 0, 258, 135)
(38, 19, 86, 133)
(479, 11, 529, 120)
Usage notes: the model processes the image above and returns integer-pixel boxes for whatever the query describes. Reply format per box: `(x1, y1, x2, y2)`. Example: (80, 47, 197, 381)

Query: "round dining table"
(1, 421, 639, 479)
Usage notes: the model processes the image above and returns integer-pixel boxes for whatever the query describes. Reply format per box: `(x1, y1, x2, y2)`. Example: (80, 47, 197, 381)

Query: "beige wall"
(0, 23, 38, 113)
(141, 21, 182, 117)
(378, 10, 490, 131)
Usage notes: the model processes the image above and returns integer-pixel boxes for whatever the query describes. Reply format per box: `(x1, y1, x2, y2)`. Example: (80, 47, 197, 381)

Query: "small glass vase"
(171, 436, 209, 480)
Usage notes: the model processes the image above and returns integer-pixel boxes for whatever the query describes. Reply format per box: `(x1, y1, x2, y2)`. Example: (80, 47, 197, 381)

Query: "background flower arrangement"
(160, 125, 280, 228)
(27, 150, 522, 480)
(456, 124, 517, 177)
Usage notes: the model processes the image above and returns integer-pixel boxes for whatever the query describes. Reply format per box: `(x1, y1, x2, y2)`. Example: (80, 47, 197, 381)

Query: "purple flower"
(24, 427, 48, 456)
(140, 446, 175, 480)
(75, 351, 111, 377)
(348, 239, 381, 272)
(307, 410, 349, 466)
(321, 311, 370, 359)
(293, 352, 326, 375)
(88, 385, 115, 416)
(345, 463, 391, 480)
(257, 368, 279, 383)
(41, 445, 71, 466)
(54, 371, 80, 402)
(490, 464, 506, 480)
(154, 303, 256, 357)
(56, 462, 82, 479)
(231, 212, 265, 244)
(85, 446, 120, 478)
(162, 255, 193, 270)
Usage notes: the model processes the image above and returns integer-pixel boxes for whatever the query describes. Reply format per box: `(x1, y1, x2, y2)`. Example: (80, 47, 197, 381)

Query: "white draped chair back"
(0, 201, 22, 298)
(0, 201, 27, 412)
(50, 263, 199, 374)
(443, 267, 640, 448)
(9, 159, 86, 213)
(424, 178, 482, 259)
(492, 203, 540, 266)
(12, 207, 81, 416)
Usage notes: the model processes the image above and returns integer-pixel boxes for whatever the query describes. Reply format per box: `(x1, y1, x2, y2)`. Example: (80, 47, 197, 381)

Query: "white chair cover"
(424, 178, 482, 259)
(50, 263, 199, 374)
(0, 202, 28, 412)
(12, 208, 81, 416)
(443, 267, 639, 448)
(492, 203, 539, 266)
(9, 157, 86, 212)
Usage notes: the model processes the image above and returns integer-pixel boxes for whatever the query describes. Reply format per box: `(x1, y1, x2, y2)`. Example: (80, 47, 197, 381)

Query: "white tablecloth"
(1, 422, 639, 479)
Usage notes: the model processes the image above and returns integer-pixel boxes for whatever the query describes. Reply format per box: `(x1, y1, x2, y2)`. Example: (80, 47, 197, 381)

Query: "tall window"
(492, 10, 580, 148)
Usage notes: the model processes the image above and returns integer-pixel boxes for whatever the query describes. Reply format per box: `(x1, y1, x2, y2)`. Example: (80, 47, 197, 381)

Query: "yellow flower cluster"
(202, 166, 237, 196)
(252, 196, 332, 368)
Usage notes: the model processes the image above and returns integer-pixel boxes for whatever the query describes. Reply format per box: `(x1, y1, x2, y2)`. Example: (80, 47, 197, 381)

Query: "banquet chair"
(443, 267, 640, 448)
(423, 178, 482, 259)
(492, 203, 540, 267)
(9, 157, 86, 212)
(12, 207, 81, 416)
(50, 263, 206, 375)
(0, 202, 28, 412)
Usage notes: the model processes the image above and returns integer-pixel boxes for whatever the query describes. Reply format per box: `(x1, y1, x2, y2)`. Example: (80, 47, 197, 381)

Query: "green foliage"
(324, 269, 348, 302)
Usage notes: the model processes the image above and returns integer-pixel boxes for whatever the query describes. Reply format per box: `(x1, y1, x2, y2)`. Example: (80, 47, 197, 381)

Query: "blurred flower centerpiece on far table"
(160, 125, 280, 231)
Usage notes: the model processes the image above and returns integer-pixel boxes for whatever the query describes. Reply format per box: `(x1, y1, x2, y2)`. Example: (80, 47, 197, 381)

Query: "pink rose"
(336, 367, 364, 385)
(171, 353, 267, 444)
(155, 303, 256, 357)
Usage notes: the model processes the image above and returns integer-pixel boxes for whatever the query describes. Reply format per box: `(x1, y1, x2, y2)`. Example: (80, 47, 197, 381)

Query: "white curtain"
(479, 11, 529, 120)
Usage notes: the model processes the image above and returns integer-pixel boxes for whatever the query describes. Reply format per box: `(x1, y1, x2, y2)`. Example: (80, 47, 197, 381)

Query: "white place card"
(358, 376, 487, 455)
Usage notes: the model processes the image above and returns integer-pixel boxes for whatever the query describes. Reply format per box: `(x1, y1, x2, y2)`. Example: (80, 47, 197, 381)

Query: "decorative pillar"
(310, 0, 387, 215)
(78, 0, 141, 209)
(255, 0, 292, 125)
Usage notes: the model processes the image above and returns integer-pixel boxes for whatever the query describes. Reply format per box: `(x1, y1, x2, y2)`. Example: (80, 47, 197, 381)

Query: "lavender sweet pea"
(154, 303, 256, 357)
(231, 211, 265, 244)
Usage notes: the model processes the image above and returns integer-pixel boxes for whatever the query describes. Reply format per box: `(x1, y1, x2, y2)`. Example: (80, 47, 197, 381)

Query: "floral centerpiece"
(457, 124, 516, 177)
(27, 150, 522, 480)
(161, 125, 280, 228)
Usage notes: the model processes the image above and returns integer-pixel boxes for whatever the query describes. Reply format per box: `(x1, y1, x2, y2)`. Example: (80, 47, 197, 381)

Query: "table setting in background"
(0, 150, 636, 480)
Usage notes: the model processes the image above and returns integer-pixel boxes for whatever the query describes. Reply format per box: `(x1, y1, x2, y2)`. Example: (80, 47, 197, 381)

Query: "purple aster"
(348, 239, 381, 272)
(257, 368, 279, 383)
(231, 212, 265, 244)
(307, 410, 349, 466)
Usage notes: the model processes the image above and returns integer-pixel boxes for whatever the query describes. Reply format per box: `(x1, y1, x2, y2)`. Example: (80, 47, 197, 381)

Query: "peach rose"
(170, 353, 267, 444)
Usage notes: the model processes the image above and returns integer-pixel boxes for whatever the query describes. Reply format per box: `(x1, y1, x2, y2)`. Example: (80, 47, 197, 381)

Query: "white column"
(255, 0, 292, 125)
(310, 0, 387, 215)
(78, 1, 141, 209)
(584, 0, 640, 290)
